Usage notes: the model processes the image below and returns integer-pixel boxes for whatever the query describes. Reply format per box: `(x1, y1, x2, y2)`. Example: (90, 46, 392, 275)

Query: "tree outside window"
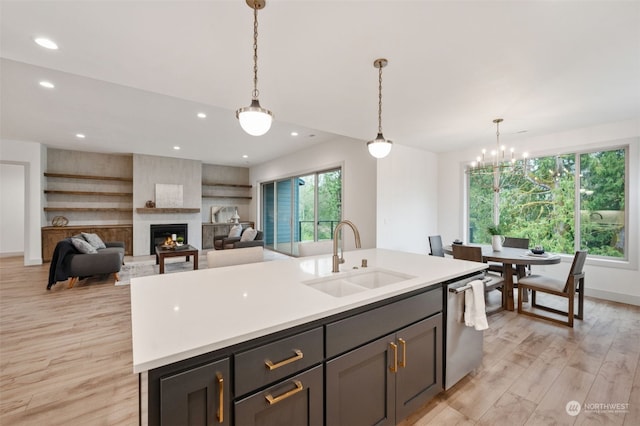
(468, 147, 626, 259)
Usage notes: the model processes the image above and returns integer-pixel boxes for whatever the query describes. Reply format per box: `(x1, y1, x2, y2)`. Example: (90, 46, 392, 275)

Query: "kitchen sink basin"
(304, 278, 368, 297)
(343, 269, 414, 289)
(303, 268, 415, 297)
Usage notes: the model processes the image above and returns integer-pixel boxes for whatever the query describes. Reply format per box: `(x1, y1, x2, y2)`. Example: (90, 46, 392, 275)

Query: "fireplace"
(150, 223, 188, 254)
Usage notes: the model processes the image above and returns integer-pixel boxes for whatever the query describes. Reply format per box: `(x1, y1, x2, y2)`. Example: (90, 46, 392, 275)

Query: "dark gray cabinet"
(326, 314, 442, 426)
(147, 285, 447, 426)
(160, 358, 230, 426)
(234, 365, 323, 426)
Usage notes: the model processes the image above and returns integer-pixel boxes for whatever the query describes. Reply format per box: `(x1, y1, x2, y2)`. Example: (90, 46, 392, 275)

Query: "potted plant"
(176, 236, 185, 246)
(487, 224, 505, 251)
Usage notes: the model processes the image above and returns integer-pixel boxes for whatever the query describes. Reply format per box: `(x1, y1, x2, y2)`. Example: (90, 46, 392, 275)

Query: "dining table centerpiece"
(487, 224, 506, 251)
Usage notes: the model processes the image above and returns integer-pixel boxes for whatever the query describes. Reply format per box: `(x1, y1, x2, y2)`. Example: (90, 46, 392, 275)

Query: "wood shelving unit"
(202, 182, 252, 200)
(44, 172, 133, 182)
(45, 190, 132, 196)
(136, 208, 201, 214)
(44, 207, 132, 212)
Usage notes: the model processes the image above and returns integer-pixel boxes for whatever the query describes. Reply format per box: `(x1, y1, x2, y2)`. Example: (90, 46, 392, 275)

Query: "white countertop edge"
(131, 253, 487, 373)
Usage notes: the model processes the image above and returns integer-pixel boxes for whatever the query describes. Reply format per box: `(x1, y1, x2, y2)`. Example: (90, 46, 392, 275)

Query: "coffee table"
(155, 244, 199, 274)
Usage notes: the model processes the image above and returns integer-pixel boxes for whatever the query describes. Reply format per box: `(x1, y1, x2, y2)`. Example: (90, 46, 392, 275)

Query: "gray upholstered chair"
(517, 250, 587, 327)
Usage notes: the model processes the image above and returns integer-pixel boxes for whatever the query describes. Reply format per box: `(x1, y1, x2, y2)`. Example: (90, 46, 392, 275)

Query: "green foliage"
(468, 149, 626, 258)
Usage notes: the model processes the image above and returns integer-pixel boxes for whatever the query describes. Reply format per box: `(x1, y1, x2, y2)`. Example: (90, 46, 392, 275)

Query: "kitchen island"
(131, 248, 487, 425)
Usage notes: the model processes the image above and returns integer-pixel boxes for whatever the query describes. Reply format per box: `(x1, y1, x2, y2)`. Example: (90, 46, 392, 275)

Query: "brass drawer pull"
(216, 373, 224, 423)
(389, 342, 398, 373)
(398, 338, 407, 368)
(264, 349, 303, 370)
(265, 380, 304, 405)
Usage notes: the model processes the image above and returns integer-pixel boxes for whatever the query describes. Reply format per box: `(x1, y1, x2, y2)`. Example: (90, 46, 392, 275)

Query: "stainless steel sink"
(303, 268, 415, 297)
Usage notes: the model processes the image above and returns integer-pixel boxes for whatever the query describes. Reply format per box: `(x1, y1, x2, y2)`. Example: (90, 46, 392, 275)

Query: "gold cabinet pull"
(389, 342, 398, 373)
(398, 338, 407, 368)
(216, 373, 224, 423)
(265, 349, 303, 370)
(265, 380, 304, 405)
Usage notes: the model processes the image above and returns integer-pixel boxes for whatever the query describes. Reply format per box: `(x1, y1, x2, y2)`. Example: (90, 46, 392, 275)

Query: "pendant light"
(367, 58, 393, 159)
(236, 0, 273, 136)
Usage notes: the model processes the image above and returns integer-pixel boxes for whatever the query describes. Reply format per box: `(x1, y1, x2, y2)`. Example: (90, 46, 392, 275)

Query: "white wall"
(437, 118, 640, 305)
(0, 163, 25, 255)
(0, 139, 44, 265)
(250, 137, 377, 250)
(376, 144, 439, 254)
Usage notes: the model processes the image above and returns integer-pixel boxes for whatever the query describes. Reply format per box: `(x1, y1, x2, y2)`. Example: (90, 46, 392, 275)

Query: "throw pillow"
(228, 224, 243, 238)
(81, 232, 106, 249)
(71, 237, 97, 254)
(240, 227, 258, 242)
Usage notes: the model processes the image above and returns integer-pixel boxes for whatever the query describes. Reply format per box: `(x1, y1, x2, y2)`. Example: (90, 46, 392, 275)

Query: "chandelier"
(236, 0, 273, 136)
(367, 58, 393, 159)
(467, 118, 528, 175)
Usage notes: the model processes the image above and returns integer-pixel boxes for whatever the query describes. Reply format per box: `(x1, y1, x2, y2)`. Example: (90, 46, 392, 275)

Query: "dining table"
(444, 244, 562, 311)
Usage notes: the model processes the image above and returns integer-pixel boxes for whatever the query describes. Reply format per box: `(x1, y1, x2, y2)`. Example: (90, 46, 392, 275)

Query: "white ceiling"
(1, 0, 639, 167)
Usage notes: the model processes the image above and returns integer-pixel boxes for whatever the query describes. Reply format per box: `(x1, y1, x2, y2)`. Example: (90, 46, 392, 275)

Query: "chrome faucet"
(332, 220, 362, 273)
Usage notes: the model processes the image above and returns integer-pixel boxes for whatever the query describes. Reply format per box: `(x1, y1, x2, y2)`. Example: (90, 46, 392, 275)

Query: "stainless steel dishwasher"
(444, 273, 485, 389)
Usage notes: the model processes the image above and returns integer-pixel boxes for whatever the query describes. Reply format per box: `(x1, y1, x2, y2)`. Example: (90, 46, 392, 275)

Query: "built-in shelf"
(136, 208, 201, 214)
(44, 172, 133, 182)
(45, 190, 132, 196)
(202, 181, 252, 200)
(202, 182, 252, 189)
(44, 207, 133, 212)
(202, 195, 252, 200)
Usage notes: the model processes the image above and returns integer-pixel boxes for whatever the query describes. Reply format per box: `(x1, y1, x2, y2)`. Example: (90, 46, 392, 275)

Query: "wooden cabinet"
(325, 315, 443, 425)
(159, 357, 230, 426)
(41, 225, 133, 261)
(234, 365, 323, 426)
(201, 222, 254, 249)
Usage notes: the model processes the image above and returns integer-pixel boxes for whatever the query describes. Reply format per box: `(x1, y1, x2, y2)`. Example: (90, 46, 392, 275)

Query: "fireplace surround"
(149, 224, 188, 254)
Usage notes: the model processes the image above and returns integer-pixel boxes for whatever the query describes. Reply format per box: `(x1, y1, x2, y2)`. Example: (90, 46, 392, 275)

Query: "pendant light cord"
(377, 63, 383, 134)
(252, 1, 259, 99)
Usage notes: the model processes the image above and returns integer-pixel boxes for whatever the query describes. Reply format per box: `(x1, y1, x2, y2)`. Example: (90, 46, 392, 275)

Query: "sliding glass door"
(262, 168, 341, 255)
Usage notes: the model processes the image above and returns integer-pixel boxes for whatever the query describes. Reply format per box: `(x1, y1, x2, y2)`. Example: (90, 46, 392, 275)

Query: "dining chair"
(517, 250, 587, 327)
(428, 235, 445, 257)
(452, 245, 504, 305)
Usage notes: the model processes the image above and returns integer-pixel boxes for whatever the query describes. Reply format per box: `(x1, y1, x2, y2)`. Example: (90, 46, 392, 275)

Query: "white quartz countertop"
(130, 248, 486, 373)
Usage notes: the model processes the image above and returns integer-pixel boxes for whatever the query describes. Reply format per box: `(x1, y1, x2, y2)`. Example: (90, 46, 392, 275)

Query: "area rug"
(115, 249, 291, 285)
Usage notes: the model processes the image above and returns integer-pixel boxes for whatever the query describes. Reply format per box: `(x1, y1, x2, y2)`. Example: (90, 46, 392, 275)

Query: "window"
(468, 147, 627, 259)
(262, 168, 342, 255)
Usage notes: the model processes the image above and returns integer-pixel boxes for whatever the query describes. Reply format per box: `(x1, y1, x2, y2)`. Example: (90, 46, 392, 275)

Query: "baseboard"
(0, 251, 23, 258)
(586, 288, 640, 307)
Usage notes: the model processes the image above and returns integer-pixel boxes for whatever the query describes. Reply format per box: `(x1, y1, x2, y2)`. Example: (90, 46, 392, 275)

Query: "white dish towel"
(464, 279, 489, 331)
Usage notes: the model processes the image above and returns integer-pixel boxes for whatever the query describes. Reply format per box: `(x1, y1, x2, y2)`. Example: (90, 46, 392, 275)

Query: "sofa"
(214, 227, 265, 250)
(47, 236, 125, 289)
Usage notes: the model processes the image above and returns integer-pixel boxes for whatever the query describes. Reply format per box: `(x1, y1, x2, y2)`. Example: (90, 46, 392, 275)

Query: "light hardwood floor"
(1, 256, 638, 425)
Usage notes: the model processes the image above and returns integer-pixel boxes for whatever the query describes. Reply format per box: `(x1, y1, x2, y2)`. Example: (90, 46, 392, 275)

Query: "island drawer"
(234, 327, 324, 397)
(326, 287, 442, 358)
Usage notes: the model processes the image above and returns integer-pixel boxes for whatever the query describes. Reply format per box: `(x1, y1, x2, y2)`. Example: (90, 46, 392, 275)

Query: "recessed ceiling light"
(242, 154, 249, 159)
(173, 146, 181, 150)
(197, 112, 207, 118)
(75, 133, 86, 139)
(34, 37, 58, 50)
(39, 81, 55, 89)
(290, 131, 298, 136)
